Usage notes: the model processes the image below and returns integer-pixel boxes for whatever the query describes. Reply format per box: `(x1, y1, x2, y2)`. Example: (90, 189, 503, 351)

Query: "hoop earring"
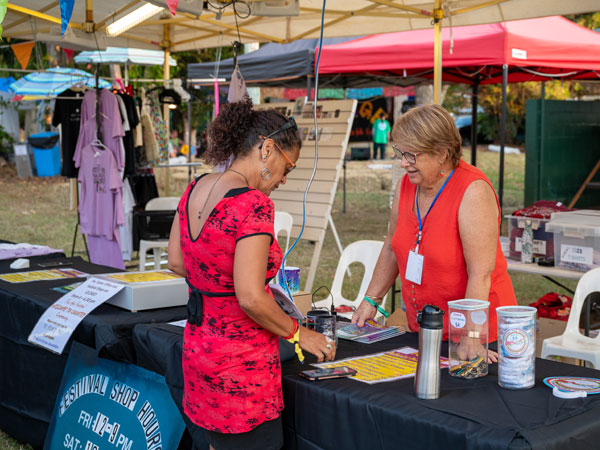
(261, 167, 271, 180)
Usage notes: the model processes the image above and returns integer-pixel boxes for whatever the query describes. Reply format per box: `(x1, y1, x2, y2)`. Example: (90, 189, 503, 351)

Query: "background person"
(169, 128, 181, 158)
(168, 98, 335, 450)
(372, 111, 391, 160)
(353, 104, 516, 360)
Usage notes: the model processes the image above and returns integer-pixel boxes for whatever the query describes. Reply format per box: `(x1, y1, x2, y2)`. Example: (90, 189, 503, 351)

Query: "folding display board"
(255, 99, 357, 291)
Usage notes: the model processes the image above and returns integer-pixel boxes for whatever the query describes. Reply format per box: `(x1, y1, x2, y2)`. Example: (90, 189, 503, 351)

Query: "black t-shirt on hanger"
(118, 93, 140, 176)
(52, 88, 83, 178)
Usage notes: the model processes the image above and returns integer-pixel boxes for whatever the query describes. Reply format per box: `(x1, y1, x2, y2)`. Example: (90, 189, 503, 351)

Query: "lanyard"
(415, 168, 455, 252)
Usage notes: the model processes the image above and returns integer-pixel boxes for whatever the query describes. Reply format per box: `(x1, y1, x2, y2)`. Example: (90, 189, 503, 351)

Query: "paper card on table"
(269, 283, 304, 321)
(105, 270, 182, 284)
(28, 278, 125, 354)
(0, 268, 88, 283)
(313, 346, 449, 384)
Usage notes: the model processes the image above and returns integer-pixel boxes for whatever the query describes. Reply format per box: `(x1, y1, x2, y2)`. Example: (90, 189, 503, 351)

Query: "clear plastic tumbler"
(448, 299, 489, 379)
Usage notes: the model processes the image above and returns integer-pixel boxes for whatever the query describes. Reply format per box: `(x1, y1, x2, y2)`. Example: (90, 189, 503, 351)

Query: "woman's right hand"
(351, 300, 377, 327)
(298, 327, 336, 362)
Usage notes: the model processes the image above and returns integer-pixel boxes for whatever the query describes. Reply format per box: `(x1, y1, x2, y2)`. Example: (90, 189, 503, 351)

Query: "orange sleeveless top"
(391, 160, 516, 341)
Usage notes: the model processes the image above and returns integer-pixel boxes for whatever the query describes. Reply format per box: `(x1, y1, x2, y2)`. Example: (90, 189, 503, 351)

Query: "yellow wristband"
(286, 327, 305, 363)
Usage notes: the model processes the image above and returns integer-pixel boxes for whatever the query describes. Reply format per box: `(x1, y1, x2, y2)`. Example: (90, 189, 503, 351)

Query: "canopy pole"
(163, 24, 171, 195)
(499, 64, 508, 211)
(85, 0, 93, 23)
(433, 1, 443, 105)
(187, 96, 193, 184)
(470, 79, 479, 166)
(163, 24, 171, 134)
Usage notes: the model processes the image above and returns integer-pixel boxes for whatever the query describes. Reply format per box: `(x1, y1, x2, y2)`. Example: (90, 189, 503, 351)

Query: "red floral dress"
(179, 175, 284, 433)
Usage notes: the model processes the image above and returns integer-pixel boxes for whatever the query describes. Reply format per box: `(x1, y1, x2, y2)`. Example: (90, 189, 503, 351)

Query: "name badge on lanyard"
(405, 168, 455, 286)
(406, 249, 424, 285)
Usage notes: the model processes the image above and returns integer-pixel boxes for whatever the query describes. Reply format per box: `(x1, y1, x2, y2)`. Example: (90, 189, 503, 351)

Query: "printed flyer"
(314, 347, 449, 384)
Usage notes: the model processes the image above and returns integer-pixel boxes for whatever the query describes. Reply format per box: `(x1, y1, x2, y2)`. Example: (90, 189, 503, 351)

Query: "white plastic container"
(505, 215, 553, 261)
(545, 211, 600, 272)
(448, 299, 489, 379)
(497, 306, 537, 389)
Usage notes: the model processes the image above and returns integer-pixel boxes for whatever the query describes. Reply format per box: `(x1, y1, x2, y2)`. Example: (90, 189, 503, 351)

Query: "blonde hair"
(392, 104, 462, 167)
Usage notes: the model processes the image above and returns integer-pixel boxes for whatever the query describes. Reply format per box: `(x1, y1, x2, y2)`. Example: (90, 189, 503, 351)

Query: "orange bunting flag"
(11, 41, 34, 70)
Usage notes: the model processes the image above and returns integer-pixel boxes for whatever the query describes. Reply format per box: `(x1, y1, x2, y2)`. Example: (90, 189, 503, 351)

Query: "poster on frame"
(44, 342, 185, 450)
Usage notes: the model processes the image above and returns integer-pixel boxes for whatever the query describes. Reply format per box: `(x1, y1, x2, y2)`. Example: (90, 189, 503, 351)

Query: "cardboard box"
(93, 271, 189, 312)
(387, 308, 409, 330)
(292, 291, 313, 317)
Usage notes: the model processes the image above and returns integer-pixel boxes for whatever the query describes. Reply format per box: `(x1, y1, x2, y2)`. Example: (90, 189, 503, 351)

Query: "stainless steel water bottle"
(415, 304, 445, 399)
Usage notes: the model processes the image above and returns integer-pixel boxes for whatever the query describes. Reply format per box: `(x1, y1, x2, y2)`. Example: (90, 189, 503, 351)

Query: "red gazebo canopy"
(318, 16, 600, 84)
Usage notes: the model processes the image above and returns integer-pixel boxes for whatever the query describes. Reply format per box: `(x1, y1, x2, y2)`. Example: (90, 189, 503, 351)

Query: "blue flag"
(59, 0, 75, 35)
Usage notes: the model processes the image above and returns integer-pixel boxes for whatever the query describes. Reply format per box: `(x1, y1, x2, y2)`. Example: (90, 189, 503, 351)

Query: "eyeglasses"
(392, 144, 423, 164)
(260, 117, 298, 176)
(259, 134, 296, 176)
(272, 140, 296, 176)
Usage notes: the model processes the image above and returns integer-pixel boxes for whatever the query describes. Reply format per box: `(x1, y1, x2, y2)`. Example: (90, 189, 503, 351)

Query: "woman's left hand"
(351, 300, 377, 327)
(487, 349, 498, 364)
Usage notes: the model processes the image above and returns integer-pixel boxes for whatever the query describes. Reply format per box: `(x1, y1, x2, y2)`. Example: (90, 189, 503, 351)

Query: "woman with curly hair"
(168, 98, 335, 450)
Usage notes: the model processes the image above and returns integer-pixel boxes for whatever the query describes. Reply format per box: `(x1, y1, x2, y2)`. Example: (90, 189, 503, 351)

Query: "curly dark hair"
(203, 97, 301, 165)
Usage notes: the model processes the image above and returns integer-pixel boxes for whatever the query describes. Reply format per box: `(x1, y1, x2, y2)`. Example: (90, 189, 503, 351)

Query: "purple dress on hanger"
(74, 89, 126, 270)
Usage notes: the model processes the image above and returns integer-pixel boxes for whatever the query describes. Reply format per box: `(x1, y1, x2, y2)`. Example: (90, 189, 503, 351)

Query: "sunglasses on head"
(262, 117, 298, 142)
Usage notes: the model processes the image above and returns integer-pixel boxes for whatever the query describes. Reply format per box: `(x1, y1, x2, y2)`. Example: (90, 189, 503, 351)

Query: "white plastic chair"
(274, 211, 293, 256)
(313, 240, 387, 321)
(541, 267, 600, 368)
(139, 197, 180, 271)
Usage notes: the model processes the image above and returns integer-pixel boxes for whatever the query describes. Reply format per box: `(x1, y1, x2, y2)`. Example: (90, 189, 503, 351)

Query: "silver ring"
(326, 344, 332, 350)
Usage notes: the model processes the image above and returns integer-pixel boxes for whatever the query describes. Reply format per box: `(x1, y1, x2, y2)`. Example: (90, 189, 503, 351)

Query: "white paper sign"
(28, 278, 125, 354)
(561, 244, 593, 265)
(14, 144, 28, 156)
(516, 238, 547, 254)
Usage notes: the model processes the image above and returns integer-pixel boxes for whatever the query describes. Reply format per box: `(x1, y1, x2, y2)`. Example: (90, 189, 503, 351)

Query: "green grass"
(0, 430, 32, 449)
(0, 147, 578, 447)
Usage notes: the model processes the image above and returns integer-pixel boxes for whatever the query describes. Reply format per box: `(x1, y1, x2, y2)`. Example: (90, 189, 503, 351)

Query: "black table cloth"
(0, 257, 187, 448)
(133, 323, 600, 450)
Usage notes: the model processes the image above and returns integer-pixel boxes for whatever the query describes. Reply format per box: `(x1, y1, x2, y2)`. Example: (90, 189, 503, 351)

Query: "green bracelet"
(364, 296, 390, 318)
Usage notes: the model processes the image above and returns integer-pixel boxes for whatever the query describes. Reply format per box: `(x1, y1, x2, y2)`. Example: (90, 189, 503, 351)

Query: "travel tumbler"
(415, 304, 445, 399)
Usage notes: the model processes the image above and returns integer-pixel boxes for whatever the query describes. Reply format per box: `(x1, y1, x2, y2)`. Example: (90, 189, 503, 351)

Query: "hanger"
(91, 136, 108, 157)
